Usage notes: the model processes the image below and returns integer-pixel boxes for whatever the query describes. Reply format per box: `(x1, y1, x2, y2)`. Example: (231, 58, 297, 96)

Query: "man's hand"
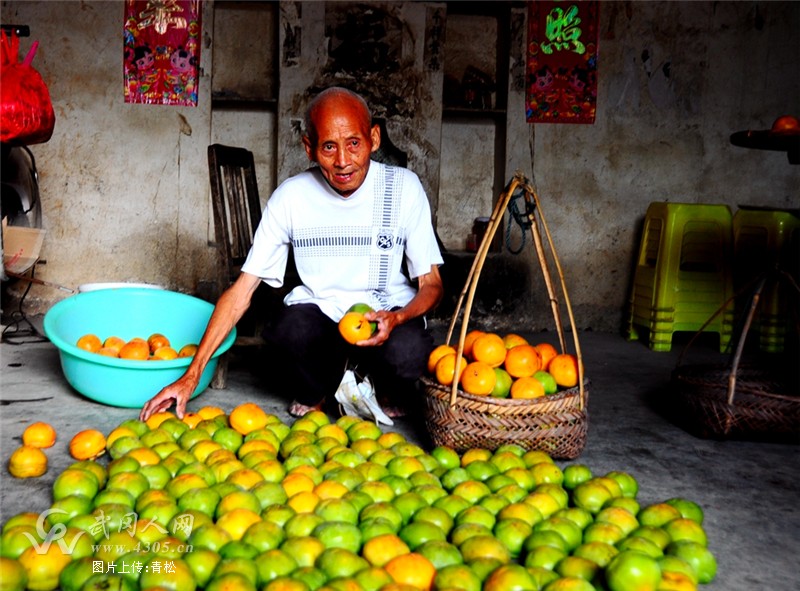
(356, 265, 443, 347)
(358, 310, 398, 346)
(139, 375, 197, 420)
(138, 273, 261, 422)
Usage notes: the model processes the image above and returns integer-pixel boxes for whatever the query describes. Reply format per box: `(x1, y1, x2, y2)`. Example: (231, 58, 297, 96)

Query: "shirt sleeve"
(240, 182, 292, 288)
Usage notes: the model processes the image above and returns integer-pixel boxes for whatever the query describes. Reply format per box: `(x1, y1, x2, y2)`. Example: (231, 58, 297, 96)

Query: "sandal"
(288, 399, 324, 418)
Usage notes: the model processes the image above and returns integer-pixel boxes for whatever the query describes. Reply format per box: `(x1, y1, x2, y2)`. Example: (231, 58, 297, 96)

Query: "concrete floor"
(0, 317, 797, 590)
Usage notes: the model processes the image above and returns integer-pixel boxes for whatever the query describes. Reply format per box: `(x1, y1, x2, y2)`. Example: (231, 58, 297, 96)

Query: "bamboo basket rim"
(673, 363, 797, 404)
(421, 375, 589, 408)
(439, 172, 586, 409)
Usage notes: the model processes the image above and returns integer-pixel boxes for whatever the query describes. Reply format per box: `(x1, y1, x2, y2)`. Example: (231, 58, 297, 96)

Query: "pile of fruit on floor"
(2, 404, 715, 591)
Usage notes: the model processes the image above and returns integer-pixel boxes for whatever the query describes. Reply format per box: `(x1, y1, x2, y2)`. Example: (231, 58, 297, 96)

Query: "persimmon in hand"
(339, 303, 378, 344)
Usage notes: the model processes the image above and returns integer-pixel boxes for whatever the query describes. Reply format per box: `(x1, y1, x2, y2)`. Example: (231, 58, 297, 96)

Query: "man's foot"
(381, 405, 406, 418)
(289, 399, 324, 418)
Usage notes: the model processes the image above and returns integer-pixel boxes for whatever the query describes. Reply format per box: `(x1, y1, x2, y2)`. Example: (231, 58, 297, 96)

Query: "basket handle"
(724, 276, 767, 405)
(674, 273, 758, 370)
(444, 173, 586, 410)
(446, 175, 526, 405)
(724, 270, 799, 406)
(524, 180, 586, 410)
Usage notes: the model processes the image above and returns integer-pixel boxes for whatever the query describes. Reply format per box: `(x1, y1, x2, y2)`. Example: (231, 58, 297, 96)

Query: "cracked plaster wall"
(2, 1, 798, 335)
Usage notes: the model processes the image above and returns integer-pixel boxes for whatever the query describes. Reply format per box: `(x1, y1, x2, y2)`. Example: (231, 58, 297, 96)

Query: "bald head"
(304, 87, 373, 147)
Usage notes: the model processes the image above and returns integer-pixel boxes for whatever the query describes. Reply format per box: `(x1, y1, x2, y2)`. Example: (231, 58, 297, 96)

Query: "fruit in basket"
(435, 353, 466, 386)
(503, 333, 529, 349)
(549, 354, 579, 388)
(7, 445, 48, 478)
(462, 330, 485, 358)
(21, 422, 56, 449)
(428, 344, 456, 374)
(534, 342, 558, 370)
(534, 370, 558, 395)
(471, 333, 507, 368)
(490, 368, 513, 398)
(504, 344, 542, 378)
(460, 361, 497, 396)
(510, 376, 545, 399)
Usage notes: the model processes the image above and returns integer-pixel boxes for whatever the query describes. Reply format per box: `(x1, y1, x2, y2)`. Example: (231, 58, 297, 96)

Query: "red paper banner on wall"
(124, 0, 202, 107)
(526, 1, 599, 124)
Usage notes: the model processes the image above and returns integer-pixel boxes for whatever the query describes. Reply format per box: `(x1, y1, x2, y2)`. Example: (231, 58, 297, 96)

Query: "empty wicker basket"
(672, 271, 800, 440)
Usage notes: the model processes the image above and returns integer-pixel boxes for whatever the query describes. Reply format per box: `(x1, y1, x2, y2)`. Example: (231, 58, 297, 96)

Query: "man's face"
(303, 97, 380, 197)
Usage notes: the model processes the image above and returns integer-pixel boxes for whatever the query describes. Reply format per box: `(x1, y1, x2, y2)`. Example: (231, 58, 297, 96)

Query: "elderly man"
(140, 87, 443, 421)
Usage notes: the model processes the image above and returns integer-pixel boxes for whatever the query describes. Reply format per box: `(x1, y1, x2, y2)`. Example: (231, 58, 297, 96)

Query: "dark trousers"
(262, 303, 434, 408)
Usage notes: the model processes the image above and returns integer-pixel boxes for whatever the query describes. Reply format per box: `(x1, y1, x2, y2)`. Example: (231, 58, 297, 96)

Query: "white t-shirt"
(241, 161, 443, 322)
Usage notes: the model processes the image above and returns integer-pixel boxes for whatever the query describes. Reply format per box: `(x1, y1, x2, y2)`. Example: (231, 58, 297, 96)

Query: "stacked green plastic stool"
(733, 207, 800, 353)
(627, 202, 734, 352)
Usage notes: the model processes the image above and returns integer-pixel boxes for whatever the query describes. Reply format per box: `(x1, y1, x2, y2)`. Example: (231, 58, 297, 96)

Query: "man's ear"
(370, 124, 381, 153)
(302, 135, 315, 161)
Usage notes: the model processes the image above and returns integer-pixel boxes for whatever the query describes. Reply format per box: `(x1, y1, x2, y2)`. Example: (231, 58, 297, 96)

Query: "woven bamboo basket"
(672, 272, 800, 440)
(672, 363, 798, 439)
(422, 173, 588, 459)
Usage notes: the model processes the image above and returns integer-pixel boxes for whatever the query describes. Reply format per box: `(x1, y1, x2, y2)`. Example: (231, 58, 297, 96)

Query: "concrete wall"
(275, 1, 445, 209)
(2, 1, 798, 335)
(527, 1, 799, 331)
(2, 0, 217, 301)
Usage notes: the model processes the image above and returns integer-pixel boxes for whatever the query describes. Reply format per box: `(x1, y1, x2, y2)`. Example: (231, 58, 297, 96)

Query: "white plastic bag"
(334, 368, 394, 426)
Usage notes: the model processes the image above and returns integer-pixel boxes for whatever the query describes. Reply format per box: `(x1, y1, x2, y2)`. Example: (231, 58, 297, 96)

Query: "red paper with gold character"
(526, 1, 599, 124)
